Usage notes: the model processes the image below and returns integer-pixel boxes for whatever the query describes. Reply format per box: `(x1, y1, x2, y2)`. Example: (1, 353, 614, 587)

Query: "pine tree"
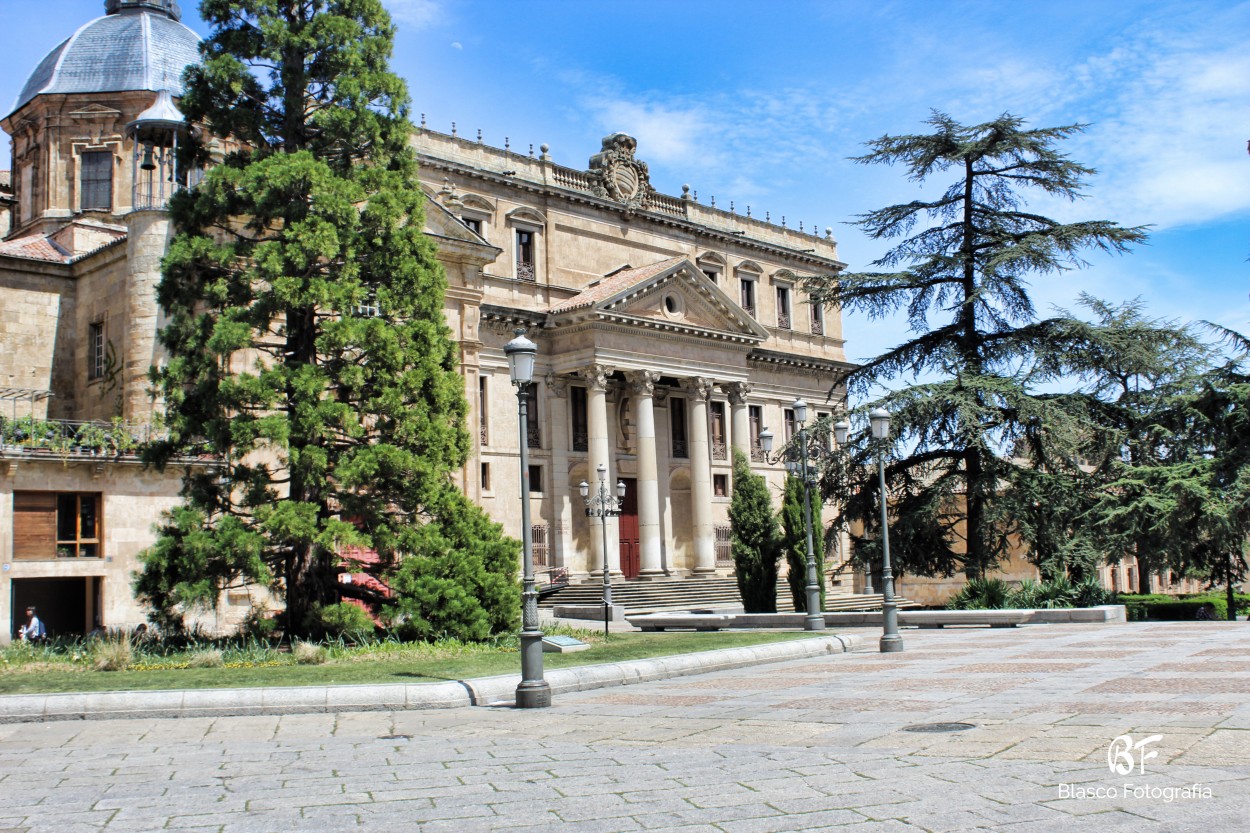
(729, 450, 781, 613)
(138, 0, 518, 636)
(780, 475, 825, 611)
(806, 113, 1146, 580)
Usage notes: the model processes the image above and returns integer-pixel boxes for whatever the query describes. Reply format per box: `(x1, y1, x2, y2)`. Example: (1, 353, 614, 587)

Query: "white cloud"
(580, 97, 713, 168)
(384, 0, 443, 29)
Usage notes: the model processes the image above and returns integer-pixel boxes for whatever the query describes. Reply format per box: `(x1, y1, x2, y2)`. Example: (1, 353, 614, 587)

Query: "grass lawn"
(0, 631, 824, 695)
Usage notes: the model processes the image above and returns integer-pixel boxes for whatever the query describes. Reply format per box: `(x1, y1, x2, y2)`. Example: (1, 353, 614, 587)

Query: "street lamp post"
(759, 398, 827, 631)
(869, 407, 903, 653)
(580, 464, 625, 638)
(504, 329, 551, 708)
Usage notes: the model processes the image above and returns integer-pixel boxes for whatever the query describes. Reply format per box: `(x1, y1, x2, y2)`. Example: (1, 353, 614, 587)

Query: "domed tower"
(1, 0, 200, 238)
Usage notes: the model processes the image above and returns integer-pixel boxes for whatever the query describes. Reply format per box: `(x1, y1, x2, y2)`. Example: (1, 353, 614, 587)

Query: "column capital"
(545, 372, 568, 398)
(577, 363, 614, 391)
(625, 369, 660, 397)
(724, 381, 752, 406)
(682, 376, 715, 401)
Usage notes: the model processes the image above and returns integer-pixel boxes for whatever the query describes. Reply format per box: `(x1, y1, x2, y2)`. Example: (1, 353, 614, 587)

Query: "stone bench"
(627, 605, 1126, 632)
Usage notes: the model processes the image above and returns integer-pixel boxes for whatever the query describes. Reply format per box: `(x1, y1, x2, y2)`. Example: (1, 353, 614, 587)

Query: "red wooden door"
(618, 478, 640, 579)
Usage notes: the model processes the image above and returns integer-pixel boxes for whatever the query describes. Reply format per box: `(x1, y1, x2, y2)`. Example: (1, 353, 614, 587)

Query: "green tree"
(729, 450, 781, 613)
(806, 113, 1146, 580)
(1042, 296, 1214, 592)
(139, 0, 518, 636)
(780, 475, 826, 611)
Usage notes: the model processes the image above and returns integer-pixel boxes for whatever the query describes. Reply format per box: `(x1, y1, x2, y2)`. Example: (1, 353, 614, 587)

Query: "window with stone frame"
(670, 397, 689, 458)
(776, 285, 792, 329)
(515, 229, 536, 281)
(13, 492, 102, 560)
(478, 376, 489, 445)
(784, 408, 797, 442)
(525, 384, 541, 448)
(810, 299, 825, 335)
(80, 150, 113, 211)
(709, 401, 727, 460)
(461, 215, 482, 235)
(88, 320, 106, 381)
(570, 386, 588, 452)
(749, 404, 764, 461)
(739, 276, 756, 315)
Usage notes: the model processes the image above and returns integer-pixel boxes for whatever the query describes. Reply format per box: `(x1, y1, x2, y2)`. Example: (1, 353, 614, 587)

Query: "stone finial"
(420, 113, 426, 128)
(826, 227, 833, 239)
(681, 184, 691, 201)
(540, 143, 551, 161)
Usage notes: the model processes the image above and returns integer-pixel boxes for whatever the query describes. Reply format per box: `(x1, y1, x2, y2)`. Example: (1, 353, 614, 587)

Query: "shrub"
(186, 649, 224, 668)
(1118, 592, 1250, 621)
(310, 602, 376, 641)
(92, 632, 133, 671)
(291, 640, 328, 665)
(729, 450, 782, 613)
(945, 577, 1011, 610)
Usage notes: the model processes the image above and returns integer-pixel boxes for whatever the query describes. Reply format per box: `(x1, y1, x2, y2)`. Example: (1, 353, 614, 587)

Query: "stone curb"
(0, 633, 858, 723)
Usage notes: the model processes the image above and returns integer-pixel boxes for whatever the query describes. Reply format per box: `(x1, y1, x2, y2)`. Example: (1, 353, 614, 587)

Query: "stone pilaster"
(684, 376, 716, 574)
(578, 364, 616, 575)
(627, 370, 664, 577)
(545, 373, 573, 573)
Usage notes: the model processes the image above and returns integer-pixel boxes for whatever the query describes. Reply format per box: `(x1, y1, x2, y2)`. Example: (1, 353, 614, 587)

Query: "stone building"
(0, 0, 857, 642)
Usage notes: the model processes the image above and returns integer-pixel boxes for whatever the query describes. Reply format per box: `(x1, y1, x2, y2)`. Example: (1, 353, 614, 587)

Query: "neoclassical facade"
(416, 130, 853, 582)
(0, 0, 854, 641)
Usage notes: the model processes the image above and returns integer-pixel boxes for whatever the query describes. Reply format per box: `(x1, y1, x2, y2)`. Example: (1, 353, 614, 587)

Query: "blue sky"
(4, 0, 1247, 366)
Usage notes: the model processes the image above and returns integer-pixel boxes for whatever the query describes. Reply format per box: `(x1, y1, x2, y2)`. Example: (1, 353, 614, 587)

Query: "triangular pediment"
(69, 104, 122, 119)
(419, 183, 492, 246)
(548, 257, 768, 342)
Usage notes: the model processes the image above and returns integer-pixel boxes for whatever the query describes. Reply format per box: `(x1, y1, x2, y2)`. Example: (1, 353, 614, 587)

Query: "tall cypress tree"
(780, 475, 825, 611)
(729, 450, 781, 613)
(137, 0, 518, 636)
(807, 113, 1146, 580)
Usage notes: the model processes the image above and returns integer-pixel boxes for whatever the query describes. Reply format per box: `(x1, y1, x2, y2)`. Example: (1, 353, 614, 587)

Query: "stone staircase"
(540, 576, 919, 616)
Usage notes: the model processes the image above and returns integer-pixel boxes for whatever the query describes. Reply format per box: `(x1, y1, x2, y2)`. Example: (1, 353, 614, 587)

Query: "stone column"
(627, 370, 664, 577)
(726, 381, 752, 459)
(123, 209, 173, 423)
(578, 364, 615, 575)
(545, 374, 573, 572)
(684, 376, 716, 574)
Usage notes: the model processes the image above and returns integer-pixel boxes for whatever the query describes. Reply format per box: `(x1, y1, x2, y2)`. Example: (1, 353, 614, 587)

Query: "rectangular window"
(528, 464, 543, 494)
(570, 386, 588, 452)
(525, 385, 541, 449)
(88, 321, 106, 380)
(462, 216, 482, 235)
(784, 408, 796, 442)
(352, 288, 379, 318)
(702, 269, 719, 284)
(749, 405, 764, 462)
(710, 401, 727, 460)
(478, 376, 488, 446)
(670, 398, 688, 458)
(19, 163, 34, 222)
(740, 278, 756, 315)
(776, 286, 791, 329)
(810, 301, 824, 336)
(816, 412, 833, 451)
(713, 473, 728, 497)
(516, 229, 535, 281)
(13, 492, 101, 560)
(480, 462, 491, 491)
(80, 151, 113, 211)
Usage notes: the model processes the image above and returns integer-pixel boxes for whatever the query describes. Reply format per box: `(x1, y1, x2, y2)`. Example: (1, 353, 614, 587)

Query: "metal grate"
(715, 524, 734, 566)
(531, 523, 549, 567)
(711, 440, 727, 460)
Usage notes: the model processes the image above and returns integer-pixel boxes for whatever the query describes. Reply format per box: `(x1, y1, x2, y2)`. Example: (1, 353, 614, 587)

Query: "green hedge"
(1117, 593, 1250, 621)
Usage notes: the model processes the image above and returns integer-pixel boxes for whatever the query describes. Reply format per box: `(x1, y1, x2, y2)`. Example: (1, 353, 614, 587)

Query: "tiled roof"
(0, 235, 71, 263)
(547, 256, 685, 314)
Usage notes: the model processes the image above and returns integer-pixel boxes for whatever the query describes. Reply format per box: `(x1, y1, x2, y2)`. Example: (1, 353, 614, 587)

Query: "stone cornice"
(748, 347, 856, 378)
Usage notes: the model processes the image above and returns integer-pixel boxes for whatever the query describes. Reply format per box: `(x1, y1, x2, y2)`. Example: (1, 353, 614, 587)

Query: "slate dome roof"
(11, 0, 200, 117)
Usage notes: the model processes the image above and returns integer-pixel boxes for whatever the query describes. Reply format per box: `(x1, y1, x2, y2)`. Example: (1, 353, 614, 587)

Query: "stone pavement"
(1, 622, 1247, 832)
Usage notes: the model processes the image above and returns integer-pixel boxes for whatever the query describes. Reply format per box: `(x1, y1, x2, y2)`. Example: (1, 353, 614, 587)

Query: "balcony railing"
(750, 444, 766, 463)
(672, 438, 688, 459)
(777, 311, 791, 330)
(711, 439, 727, 460)
(517, 262, 536, 282)
(811, 317, 824, 336)
(571, 430, 588, 452)
(0, 416, 157, 457)
(527, 425, 542, 449)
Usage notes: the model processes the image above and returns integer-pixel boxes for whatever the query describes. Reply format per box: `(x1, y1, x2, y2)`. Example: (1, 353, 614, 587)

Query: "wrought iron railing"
(517, 262, 536, 282)
(711, 439, 727, 460)
(672, 438, 688, 458)
(526, 425, 542, 449)
(571, 430, 588, 452)
(480, 423, 488, 446)
(810, 316, 824, 336)
(750, 444, 766, 463)
(0, 416, 156, 457)
(715, 524, 734, 567)
(778, 311, 791, 330)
